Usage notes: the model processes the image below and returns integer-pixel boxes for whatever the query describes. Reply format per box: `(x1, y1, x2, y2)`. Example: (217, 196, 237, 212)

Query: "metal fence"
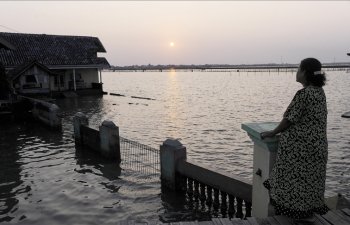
(119, 136, 160, 176)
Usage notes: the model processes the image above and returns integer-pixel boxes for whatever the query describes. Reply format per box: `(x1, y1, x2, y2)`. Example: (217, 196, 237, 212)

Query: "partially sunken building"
(0, 32, 110, 96)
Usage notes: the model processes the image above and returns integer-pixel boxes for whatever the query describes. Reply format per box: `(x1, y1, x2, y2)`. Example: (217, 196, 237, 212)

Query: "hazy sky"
(1, 1, 350, 66)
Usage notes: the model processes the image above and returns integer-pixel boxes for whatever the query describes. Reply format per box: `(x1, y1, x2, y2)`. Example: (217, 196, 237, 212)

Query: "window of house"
(25, 75, 37, 83)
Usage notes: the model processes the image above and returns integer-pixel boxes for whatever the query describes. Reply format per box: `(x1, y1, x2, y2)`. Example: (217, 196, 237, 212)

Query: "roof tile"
(0, 32, 110, 68)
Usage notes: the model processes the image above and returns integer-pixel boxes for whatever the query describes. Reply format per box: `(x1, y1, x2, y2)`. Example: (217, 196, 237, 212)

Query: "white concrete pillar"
(73, 112, 89, 143)
(99, 69, 102, 83)
(241, 122, 279, 218)
(160, 138, 186, 190)
(73, 69, 76, 91)
(99, 120, 120, 162)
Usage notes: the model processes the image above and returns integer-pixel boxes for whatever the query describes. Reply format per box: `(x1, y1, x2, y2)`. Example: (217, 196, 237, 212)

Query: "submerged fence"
(120, 136, 160, 176)
(73, 112, 160, 176)
(119, 136, 252, 218)
(73, 114, 253, 219)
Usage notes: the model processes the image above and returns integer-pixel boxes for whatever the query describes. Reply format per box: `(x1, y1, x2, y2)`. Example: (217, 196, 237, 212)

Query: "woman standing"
(261, 58, 329, 224)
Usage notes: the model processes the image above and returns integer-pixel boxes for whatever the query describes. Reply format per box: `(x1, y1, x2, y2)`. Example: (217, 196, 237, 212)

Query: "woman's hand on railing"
(260, 130, 276, 139)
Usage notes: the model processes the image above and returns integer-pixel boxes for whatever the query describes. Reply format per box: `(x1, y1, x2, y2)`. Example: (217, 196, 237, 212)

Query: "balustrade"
(170, 173, 252, 219)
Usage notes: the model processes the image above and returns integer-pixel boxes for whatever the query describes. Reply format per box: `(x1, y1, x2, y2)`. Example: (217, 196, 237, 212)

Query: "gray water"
(1, 70, 349, 224)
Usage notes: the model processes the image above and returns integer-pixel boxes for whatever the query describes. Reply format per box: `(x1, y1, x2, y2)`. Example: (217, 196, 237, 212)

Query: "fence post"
(99, 120, 121, 162)
(160, 138, 186, 190)
(242, 122, 279, 218)
(73, 112, 89, 144)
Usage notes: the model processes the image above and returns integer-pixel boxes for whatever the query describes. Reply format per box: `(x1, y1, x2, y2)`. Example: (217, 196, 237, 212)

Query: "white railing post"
(73, 69, 76, 91)
(99, 69, 103, 83)
(242, 122, 279, 218)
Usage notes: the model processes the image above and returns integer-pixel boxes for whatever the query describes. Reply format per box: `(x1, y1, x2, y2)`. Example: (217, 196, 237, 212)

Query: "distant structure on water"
(0, 32, 110, 97)
(109, 62, 350, 73)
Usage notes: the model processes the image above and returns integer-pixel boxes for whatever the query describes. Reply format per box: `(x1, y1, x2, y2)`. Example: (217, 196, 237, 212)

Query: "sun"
(170, 42, 174, 47)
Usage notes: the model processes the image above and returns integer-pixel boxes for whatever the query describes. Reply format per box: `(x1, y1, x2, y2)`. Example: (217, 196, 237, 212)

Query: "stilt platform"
(117, 208, 350, 225)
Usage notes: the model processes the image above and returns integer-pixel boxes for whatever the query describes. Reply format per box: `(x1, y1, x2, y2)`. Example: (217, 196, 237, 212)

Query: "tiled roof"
(0, 32, 110, 68)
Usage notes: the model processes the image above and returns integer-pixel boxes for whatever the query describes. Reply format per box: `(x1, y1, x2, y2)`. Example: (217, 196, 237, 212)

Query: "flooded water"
(1, 70, 349, 224)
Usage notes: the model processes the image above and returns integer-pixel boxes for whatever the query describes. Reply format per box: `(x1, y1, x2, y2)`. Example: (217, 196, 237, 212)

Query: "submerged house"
(0, 32, 110, 96)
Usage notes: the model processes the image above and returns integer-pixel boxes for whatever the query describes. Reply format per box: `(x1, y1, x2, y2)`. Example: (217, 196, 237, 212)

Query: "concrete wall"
(81, 125, 101, 150)
(78, 68, 99, 88)
(73, 113, 121, 161)
(17, 95, 62, 129)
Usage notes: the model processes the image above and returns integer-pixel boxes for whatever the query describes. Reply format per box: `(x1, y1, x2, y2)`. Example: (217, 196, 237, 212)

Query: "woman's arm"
(261, 118, 292, 139)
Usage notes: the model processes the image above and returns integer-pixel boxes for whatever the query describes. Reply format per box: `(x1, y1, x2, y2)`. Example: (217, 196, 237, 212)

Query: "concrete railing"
(160, 138, 253, 219)
(17, 95, 62, 129)
(159, 122, 279, 219)
(177, 160, 252, 203)
(73, 112, 121, 161)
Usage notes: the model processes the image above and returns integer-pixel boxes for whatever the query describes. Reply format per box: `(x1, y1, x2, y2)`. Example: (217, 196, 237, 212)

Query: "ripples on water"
(0, 122, 165, 224)
(0, 71, 349, 224)
(101, 71, 350, 190)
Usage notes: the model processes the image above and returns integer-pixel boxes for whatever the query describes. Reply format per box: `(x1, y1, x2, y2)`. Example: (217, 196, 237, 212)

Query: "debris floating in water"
(109, 93, 155, 100)
(110, 93, 125, 97)
(341, 111, 350, 118)
(131, 96, 156, 100)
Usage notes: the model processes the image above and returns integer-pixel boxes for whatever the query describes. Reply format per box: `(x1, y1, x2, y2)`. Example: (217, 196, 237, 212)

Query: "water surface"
(1, 70, 349, 224)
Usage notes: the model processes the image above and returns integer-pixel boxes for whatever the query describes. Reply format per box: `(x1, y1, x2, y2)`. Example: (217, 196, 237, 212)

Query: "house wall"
(14, 65, 51, 94)
(49, 68, 99, 91)
(74, 68, 99, 88)
(63, 68, 99, 89)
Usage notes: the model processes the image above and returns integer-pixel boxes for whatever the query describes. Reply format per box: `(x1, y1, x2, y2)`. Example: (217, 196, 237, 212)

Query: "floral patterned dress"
(263, 86, 329, 219)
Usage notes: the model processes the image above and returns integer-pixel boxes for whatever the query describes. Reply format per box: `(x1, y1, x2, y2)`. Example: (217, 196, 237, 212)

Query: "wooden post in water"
(99, 120, 121, 162)
(242, 122, 279, 218)
(160, 138, 186, 190)
(73, 112, 89, 144)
